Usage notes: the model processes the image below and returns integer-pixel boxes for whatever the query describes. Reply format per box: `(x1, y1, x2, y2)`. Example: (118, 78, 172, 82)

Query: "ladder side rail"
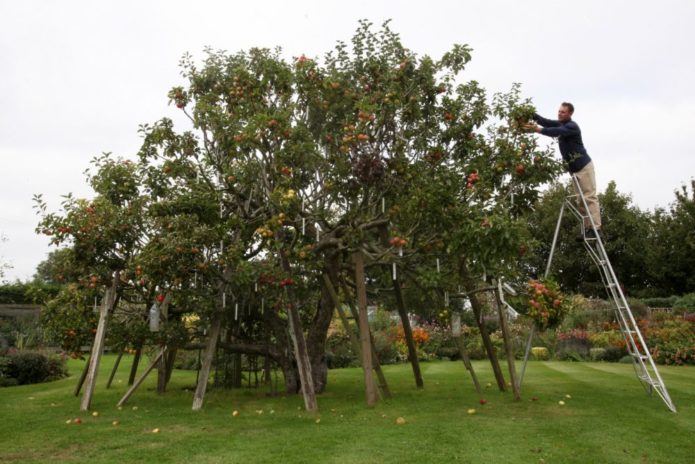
(544, 202, 567, 278)
(572, 177, 677, 412)
(581, 196, 677, 411)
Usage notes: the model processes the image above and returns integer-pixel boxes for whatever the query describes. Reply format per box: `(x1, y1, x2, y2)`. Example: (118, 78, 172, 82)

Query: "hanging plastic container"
(149, 303, 160, 332)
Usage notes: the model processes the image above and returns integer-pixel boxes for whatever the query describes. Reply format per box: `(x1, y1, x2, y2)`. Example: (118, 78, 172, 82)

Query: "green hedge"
(0, 351, 68, 387)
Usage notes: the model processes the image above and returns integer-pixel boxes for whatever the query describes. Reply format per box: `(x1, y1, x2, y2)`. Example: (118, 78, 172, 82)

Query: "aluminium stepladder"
(521, 174, 676, 412)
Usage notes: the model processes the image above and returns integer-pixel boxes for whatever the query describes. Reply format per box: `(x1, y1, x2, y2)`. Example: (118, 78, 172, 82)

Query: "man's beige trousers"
(574, 161, 601, 229)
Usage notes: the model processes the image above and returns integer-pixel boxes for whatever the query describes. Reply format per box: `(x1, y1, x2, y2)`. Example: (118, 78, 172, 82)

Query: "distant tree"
(649, 180, 695, 295)
(32, 248, 77, 284)
(528, 180, 654, 297)
(0, 233, 11, 281)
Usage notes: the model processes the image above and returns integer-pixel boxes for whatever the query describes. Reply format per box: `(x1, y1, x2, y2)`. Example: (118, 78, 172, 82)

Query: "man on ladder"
(521, 103, 676, 412)
(524, 102, 601, 239)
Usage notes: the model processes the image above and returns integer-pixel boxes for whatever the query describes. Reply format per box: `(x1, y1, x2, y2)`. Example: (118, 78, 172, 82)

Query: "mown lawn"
(1, 355, 693, 463)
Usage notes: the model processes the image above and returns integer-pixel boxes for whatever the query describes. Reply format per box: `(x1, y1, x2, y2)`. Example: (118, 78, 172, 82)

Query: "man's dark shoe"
(576, 228, 600, 242)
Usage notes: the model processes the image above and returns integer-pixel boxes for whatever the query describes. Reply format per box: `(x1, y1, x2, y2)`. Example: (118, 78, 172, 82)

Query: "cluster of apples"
(388, 236, 407, 248)
(466, 170, 480, 189)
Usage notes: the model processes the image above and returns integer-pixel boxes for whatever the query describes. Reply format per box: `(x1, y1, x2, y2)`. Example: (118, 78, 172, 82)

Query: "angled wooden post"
(192, 314, 222, 411)
(378, 225, 424, 388)
(322, 274, 391, 399)
(73, 354, 90, 397)
(128, 346, 142, 386)
(279, 250, 318, 412)
(352, 250, 378, 407)
(451, 313, 482, 395)
(105, 351, 124, 389)
(494, 283, 521, 400)
(156, 292, 173, 394)
(117, 347, 167, 407)
(80, 272, 119, 411)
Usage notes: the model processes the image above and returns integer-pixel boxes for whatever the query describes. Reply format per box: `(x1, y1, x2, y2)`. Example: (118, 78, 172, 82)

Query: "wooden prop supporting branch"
(459, 261, 507, 392)
(352, 250, 378, 407)
(192, 315, 222, 411)
(105, 351, 124, 389)
(117, 347, 166, 408)
(80, 273, 119, 411)
(156, 292, 173, 394)
(451, 313, 482, 395)
(494, 282, 521, 400)
(379, 226, 423, 389)
(73, 354, 90, 397)
(322, 274, 391, 399)
(128, 347, 142, 386)
(279, 251, 318, 412)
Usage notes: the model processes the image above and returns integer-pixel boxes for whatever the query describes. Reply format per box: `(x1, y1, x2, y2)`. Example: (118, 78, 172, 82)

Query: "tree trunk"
(459, 260, 507, 392)
(353, 250, 378, 407)
(281, 360, 300, 394)
(304, 266, 336, 394)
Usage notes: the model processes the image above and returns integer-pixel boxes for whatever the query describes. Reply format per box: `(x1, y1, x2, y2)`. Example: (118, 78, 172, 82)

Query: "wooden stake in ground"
(460, 261, 507, 392)
(156, 293, 173, 394)
(379, 225, 423, 389)
(279, 250, 318, 412)
(451, 313, 482, 395)
(80, 273, 119, 411)
(494, 281, 521, 400)
(192, 315, 222, 411)
(105, 351, 124, 389)
(128, 347, 142, 386)
(352, 250, 378, 407)
(117, 347, 167, 408)
(322, 274, 391, 399)
(73, 354, 90, 397)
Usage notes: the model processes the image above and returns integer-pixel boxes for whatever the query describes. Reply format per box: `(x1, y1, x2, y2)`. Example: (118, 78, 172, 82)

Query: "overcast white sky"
(1, 0, 694, 281)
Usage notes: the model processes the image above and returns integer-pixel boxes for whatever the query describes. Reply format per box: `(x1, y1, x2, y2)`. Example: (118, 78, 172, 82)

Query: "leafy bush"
(531, 346, 549, 360)
(0, 351, 68, 386)
(325, 331, 358, 369)
(627, 298, 651, 319)
(673, 293, 695, 312)
(555, 329, 590, 360)
(590, 347, 607, 361)
(649, 317, 695, 365)
(641, 296, 678, 309)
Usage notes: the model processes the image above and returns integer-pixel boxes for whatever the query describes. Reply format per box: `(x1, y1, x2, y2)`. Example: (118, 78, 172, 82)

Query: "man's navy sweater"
(532, 113, 591, 173)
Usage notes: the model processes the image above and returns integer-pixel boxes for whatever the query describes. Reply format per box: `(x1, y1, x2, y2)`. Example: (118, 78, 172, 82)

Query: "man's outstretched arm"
(532, 113, 561, 128)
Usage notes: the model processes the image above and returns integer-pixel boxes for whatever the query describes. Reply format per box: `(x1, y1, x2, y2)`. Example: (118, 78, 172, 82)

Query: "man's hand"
(523, 123, 541, 133)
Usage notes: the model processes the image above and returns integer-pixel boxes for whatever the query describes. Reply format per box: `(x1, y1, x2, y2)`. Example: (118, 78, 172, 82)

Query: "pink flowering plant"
(524, 278, 572, 331)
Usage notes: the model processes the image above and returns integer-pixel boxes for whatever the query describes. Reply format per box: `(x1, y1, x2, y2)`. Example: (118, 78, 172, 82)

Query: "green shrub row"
(0, 350, 68, 387)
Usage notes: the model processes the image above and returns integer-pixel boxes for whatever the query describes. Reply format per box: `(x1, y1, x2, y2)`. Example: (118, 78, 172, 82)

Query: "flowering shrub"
(524, 279, 572, 331)
(394, 325, 430, 345)
(649, 317, 695, 365)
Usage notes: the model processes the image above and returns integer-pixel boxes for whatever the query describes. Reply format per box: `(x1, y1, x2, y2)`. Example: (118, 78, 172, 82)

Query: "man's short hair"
(561, 102, 575, 114)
